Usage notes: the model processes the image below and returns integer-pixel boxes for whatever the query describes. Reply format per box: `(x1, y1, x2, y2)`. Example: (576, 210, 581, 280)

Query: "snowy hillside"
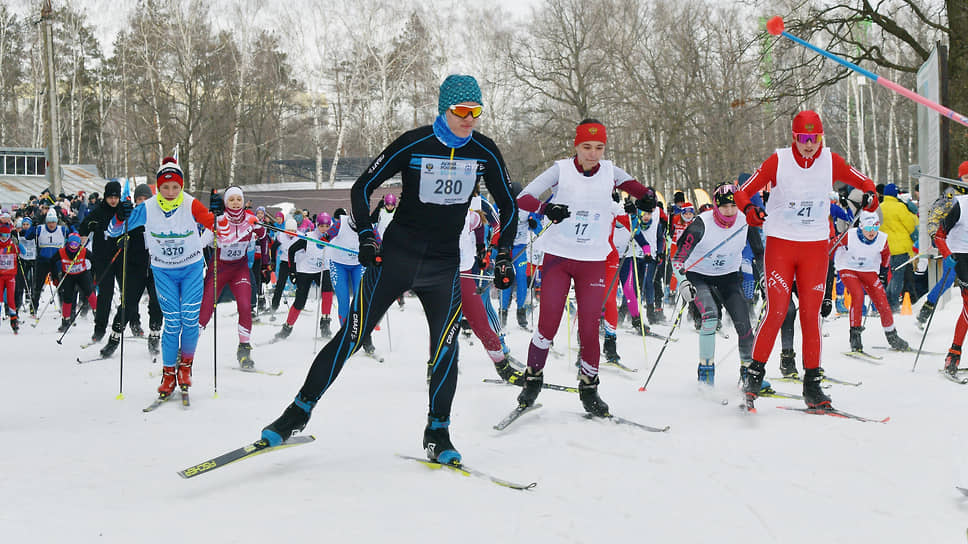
(4, 292, 968, 543)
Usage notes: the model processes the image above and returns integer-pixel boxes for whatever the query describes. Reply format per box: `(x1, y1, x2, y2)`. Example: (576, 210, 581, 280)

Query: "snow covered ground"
(4, 290, 968, 543)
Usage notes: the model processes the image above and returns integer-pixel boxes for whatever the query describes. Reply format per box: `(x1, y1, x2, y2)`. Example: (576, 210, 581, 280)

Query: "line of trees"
(0, 0, 962, 198)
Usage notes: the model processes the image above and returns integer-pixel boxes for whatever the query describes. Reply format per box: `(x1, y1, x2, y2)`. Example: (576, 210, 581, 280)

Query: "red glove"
(743, 204, 767, 227)
(246, 214, 258, 226)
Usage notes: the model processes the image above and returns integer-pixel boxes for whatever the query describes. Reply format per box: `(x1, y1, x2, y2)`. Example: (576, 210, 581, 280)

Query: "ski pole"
(912, 265, 952, 372)
(638, 294, 687, 391)
(766, 16, 968, 128)
(55, 246, 125, 343)
(893, 253, 942, 272)
(212, 237, 219, 398)
(828, 213, 862, 257)
(313, 264, 325, 355)
(116, 217, 130, 400)
(258, 222, 358, 255)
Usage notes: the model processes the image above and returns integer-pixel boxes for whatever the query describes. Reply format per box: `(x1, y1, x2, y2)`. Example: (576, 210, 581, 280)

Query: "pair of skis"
(742, 396, 888, 423)
(175, 435, 536, 490)
(491, 402, 669, 433)
(144, 388, 190, 412)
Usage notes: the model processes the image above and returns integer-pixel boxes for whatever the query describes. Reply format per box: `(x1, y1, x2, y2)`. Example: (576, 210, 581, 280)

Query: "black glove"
(624, 199, 637, 215)
(358, 232, 382, 267)
(879, 266, 889, 287)
(209, 193, 224, 215)
(544, 204, 570, 224)
(527, 216, 539, 230)
(860, 191, 877, 210)
(475, 245, 487, 271)
(116, 200, 133, 221)
(635, 189, 657, 212)
(493, 248, 515, 290)
(821, 297, 832, 318)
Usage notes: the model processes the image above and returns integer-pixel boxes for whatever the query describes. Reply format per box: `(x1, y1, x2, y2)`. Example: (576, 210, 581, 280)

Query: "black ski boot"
(516, 307, 529, 329)
(630, 316, 650, 335)
(129, 321, 145, 337)
(57, 318, 71, 333)
(917, 301, 935, 327)
(945, 346, 962, 378)
(237, 342, 255, 370)
(423, 416, 461, 465)
(91, 328, 105, 342)
(652, 305, 667, 324)
(517, 367, 543, 407)
(646, 306, 659, 325)
(849, 326, 864, 352)
(99, 330, 122, 358)
(742, 360, 766, 400)
(262, 396, 313, 446)
(499, 308, 508, 328)
(802, 367, 832, 409)
(885, 329, 909, 351)
(578, 373, 610, 417)
(493, 357, 522, 383)
(147, 330, 161, 355)
(603, 334, 620, 363)
(779, 349, 799, 379)
(319, 316, 332, 339)
(274, 323, 293, 341)
(10, 314, 19, 334)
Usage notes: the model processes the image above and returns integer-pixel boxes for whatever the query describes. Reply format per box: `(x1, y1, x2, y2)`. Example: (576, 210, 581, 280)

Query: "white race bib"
(418, 158, 477, 205)
(221, 241, 248, 261)
(0, 253, 14, 270)
(782, 199, 825, 227)
(566, 210, 602, 245)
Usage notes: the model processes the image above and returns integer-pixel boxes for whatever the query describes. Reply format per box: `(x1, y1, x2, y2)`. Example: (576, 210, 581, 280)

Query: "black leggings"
(297, 228, 463, 419)
(94, 258, 122, 332)
(59, 272, 96, 309)
(111, 265, 163, 332)
(271, 260, 291, 309)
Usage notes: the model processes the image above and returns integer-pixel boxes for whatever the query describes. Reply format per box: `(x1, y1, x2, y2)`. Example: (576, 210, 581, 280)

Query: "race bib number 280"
(419, 158, 477, 205)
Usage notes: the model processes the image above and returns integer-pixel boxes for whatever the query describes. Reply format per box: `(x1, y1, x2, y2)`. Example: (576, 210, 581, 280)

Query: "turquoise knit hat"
(438, 75, 482, 115)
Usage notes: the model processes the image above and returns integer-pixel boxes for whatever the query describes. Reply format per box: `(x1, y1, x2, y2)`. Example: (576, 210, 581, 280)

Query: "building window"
(4, 156, 13, 175)
(37, 159, 46, 176)
(15, 156, 26, 175)
(26, 156, 36, 176)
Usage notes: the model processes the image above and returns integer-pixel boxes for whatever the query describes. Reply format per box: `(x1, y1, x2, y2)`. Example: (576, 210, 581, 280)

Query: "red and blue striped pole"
(766, 16, 968, 128)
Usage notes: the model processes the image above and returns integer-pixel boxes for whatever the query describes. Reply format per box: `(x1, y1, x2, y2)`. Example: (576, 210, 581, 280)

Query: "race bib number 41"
(419, 158, 477, 205)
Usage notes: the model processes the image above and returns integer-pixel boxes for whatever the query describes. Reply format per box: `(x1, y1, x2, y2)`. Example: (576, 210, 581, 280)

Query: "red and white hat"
(157, 157, 184, 187)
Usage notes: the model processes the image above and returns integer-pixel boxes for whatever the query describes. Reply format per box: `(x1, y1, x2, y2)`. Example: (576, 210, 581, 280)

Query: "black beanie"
(104, 181, 122, 198)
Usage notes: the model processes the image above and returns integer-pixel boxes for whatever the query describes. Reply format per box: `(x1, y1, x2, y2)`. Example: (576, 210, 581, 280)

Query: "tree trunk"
(948, 0, 968, 177)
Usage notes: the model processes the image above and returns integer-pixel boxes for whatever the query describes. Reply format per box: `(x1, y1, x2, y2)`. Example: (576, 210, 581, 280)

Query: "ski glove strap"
(493, 248, 515, 290)
(358, 232, 382, 268)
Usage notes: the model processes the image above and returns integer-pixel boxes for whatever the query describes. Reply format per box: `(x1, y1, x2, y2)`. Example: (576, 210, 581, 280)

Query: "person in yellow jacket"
(880, 183, 918, 312)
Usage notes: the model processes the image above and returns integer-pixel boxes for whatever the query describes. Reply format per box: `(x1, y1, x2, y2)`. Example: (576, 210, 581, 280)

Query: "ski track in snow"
(6, 295, 968, 543)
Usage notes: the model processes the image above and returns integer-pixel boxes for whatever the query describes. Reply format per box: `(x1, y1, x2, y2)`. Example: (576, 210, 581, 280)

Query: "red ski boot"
(158, 366, 177, 397)
(177, 357, 193, 388)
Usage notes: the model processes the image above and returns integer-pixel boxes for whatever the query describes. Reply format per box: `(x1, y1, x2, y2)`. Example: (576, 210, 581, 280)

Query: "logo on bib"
(425, 163, 434, 172)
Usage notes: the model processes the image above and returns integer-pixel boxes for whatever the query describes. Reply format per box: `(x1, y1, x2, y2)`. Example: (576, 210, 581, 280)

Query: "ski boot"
(849, 326, 864, 352)
(499, 308, 508, 328)
(129, 321, 145, 337)
(274, 323, 293, 341)
(493, 357, 522, 383)
(262, 395, 314, 446)
(147, 329, 161, 355)
(516, 307, 529, 329)
(362, 335, 376, 356)
(697, 360, 714, 386)
(779, 349, 799, 379)
(885, 329, 909, 351)
(835, 297, 848, 315)
(91, 328, 105, 343)
(237, 342, 255, 370)
(802, 367, 832, 409)
(741, 360, 767, 402)
(652, 305, 667, 324)
(517, 367, 543, 407)
(10, 314, 19, 334)
(603, 334, 620, 363)
(158, 366, 177, 397)
(319, 316, 332, 339)
(945, 346, 961, 378)
(78, 300, 90, 318)
(578, 373, 610, 417)
(423, 416, 461, 465)
(176, 357, 193, 388)
(57, 317, 70, 333)
(917, 301, 935, 327)
(630, 316, 650, 335)
(460, 318, 472, 338)
(99, 329, 122, 358)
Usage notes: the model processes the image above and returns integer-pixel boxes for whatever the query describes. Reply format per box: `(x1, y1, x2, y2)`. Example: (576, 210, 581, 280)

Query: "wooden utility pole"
(40, 0, 61, 195)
